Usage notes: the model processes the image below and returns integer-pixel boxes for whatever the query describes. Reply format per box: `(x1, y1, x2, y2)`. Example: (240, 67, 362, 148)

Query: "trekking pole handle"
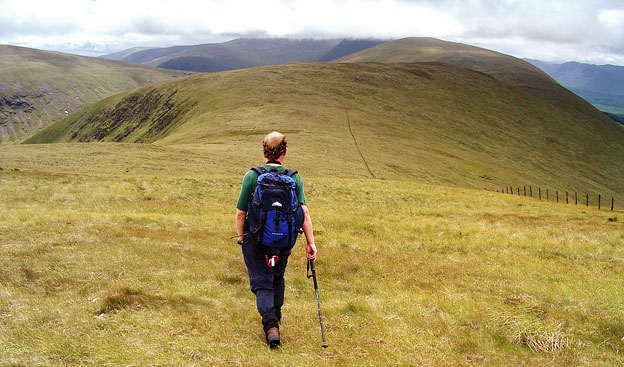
(307, 258, 315, 279)
(308, 259, 320, 291)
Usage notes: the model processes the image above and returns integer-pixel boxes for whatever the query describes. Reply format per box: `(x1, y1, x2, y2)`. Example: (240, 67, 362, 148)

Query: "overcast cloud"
(1, 0, 623, 65)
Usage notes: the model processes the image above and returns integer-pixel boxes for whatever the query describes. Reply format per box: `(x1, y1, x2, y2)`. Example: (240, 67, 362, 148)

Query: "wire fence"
(497, 185, 618, 212)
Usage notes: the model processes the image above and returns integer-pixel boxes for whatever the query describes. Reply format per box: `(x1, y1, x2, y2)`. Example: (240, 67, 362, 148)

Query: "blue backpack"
(246, 166, 305, 249)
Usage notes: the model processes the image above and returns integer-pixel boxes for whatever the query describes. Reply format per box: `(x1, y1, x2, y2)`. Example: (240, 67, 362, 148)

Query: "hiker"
(235, 131, 317, 347)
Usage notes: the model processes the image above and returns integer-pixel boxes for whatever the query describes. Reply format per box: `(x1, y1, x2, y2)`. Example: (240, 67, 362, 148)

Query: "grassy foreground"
(1, 143, 623, 366)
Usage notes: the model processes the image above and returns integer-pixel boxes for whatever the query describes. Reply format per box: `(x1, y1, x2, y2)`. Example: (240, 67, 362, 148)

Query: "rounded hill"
(336, 37, 558, 91)
(25, 61, 624, 201)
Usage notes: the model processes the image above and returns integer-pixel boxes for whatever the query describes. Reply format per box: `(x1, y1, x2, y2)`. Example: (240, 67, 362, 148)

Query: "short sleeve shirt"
(236, 164, 306, 212)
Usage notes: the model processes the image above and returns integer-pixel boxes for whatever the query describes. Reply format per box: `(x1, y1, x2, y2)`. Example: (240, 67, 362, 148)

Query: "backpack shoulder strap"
(252, 166, 297, 177)
(251, 166, 267, 175)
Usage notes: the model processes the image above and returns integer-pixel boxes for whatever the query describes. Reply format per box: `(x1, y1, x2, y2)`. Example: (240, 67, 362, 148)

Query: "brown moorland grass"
(1, 143, 623, 366)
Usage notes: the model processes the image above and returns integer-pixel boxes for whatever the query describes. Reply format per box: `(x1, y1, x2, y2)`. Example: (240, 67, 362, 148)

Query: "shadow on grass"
(97, 287, 214, 315)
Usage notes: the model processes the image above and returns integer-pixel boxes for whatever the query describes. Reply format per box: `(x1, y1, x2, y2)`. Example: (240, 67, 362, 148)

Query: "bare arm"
(301, 204, 317, 260)
(236, 209, 246, 243)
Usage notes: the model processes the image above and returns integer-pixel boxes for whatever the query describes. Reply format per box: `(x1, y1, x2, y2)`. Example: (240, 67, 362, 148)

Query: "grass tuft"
(19, 266, 40, 282)
(98, 287, 156, 314)
(492, 313, 571, 353)
(343, 301, 369, 315)
(216, 274, 246, 285)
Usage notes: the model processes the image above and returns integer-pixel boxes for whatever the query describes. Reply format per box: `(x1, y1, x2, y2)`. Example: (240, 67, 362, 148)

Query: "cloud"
(0, 0, 623, 64)
(0, 14, 78, 37)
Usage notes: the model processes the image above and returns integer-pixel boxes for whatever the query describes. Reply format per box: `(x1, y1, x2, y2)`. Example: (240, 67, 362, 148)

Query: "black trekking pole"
(307, 259, 328, 348)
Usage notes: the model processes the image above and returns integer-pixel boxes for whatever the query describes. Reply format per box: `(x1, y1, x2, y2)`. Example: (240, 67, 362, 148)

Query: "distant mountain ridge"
(101, 38, 386, 72)
(102, 47, 153, 61)
(526, 59, 624, 118)
(526, 60, 624, 95)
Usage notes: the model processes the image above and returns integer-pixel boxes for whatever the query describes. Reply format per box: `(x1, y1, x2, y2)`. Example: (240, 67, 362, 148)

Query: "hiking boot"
(266, 327, 280, 348)
(262, 313, 280, 348)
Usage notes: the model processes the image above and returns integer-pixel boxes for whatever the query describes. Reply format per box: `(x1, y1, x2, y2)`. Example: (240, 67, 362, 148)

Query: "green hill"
(25, 59, 624, 204)
(0, 45, 190, 143)
(335, 37, 558, 92)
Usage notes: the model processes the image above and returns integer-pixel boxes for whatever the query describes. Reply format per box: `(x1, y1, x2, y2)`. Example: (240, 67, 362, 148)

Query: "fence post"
(546, 189, 549, 201)
(556, 191, 559, 203)
(518, 187, 520, 196)
(530, 186, 532, 197)
(575, 192, 577, 205)
(524, 186, 526, 197)
(586, 193, 589, 207)
(611, 197, 614, 211)
(598, 194, 601, 210)
(566, 191, 568, 204)
(539, 187, 541, 200)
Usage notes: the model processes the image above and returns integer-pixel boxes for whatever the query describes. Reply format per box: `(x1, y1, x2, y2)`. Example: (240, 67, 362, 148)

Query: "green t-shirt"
(236, 164, 306, 212)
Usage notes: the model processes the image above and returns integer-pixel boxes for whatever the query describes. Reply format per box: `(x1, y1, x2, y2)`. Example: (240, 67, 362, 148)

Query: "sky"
(1, 0, 624, 65)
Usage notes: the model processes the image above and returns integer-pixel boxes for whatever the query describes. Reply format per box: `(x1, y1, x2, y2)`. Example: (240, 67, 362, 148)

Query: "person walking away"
(235, 131, 317, 347)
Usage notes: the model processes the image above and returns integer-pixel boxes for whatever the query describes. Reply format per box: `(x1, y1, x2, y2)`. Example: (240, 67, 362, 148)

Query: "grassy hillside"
(1, 143, 623, 366)
(25, 61, 624, 205)
(0, 45, 189, 143)
(336, 38, 559, 92)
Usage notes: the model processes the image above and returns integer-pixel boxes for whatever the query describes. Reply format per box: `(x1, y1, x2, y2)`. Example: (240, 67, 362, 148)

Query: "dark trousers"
(241, 238, 291, 319)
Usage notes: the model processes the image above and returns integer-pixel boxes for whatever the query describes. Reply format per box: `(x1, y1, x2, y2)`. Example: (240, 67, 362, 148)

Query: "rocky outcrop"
(0, 81, 75, 143)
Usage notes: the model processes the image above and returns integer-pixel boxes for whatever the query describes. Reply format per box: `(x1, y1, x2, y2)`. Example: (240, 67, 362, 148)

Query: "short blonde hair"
(263, 131, 287, 160)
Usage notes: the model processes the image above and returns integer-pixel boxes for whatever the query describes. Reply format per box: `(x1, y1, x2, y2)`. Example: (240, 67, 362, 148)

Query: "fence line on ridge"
(497, 185, 617, 212)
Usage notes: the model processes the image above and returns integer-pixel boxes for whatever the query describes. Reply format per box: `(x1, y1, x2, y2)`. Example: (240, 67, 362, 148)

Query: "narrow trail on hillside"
(345, 110, 376, 179)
